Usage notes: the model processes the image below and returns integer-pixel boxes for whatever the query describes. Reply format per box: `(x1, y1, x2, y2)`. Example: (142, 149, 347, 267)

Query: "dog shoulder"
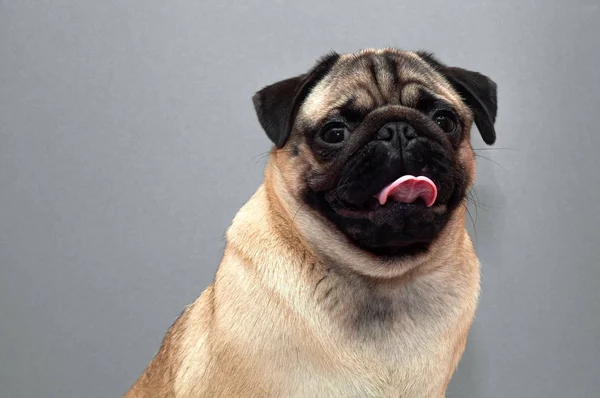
(125, 285, 217, 397)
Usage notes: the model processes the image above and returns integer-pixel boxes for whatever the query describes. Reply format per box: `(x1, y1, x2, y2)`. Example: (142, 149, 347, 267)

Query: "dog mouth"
(305, 171, 458, 256)
(324, 174, 445, 219)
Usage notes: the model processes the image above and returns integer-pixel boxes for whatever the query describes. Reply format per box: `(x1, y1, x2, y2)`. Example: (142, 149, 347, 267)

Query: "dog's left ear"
(444, 67, 498, 145)
(417, 52, 498, 145)
(253, 52, 340, 148)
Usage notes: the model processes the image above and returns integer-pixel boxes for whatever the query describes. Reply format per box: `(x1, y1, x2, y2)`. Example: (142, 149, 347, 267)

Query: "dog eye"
(319, 123, 349, 144)
(433, 112, 458, 133)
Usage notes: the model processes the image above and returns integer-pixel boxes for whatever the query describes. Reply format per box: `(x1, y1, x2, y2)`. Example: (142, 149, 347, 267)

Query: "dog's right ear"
(252, 52, 340, 148)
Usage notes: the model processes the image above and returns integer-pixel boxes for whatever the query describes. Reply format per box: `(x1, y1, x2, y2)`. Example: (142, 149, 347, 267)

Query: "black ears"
(252, 52, 340, 148)
(252, 75, 307, 148)
(443, 67, 498, 145)
(417, 52, 498, 145)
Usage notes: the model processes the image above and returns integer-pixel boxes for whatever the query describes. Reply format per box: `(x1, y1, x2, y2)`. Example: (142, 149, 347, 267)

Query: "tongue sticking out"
(376, 175, 438, 207)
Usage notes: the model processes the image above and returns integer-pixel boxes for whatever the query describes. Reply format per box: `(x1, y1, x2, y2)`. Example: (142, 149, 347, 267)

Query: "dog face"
(253, 49, 497, 257)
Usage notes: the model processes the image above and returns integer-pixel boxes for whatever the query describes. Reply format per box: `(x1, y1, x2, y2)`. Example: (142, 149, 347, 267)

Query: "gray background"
(1, 0, 599, 397)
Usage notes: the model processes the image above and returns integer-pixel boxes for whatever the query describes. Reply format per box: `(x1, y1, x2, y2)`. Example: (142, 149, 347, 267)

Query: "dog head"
(253, 48, 497, 263)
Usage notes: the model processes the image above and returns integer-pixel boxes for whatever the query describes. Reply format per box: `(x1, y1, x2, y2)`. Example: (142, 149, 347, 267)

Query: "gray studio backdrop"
(1, 0, 599, 397)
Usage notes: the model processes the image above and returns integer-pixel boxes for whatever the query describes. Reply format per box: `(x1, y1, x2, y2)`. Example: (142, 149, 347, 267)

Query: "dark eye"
(433, 112, 458, 133)
(319, 123, 348, 144)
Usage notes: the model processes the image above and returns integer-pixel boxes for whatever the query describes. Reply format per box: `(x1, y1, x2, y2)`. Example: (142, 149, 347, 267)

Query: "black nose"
(375, 121, 417, 144)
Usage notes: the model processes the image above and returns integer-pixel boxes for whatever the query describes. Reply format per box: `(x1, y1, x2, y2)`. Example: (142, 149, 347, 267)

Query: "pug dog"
(125, 48, 497, 398)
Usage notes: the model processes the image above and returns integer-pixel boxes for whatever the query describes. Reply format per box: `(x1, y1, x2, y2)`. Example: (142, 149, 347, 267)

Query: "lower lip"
(331, 201, 447, 219)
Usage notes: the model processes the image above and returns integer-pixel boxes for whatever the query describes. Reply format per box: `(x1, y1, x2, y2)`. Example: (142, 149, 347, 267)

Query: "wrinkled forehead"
(298, 49, 469, 124)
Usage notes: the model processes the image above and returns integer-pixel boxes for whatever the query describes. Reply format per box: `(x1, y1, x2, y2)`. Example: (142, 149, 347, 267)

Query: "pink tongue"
(376, 175, 438, 207)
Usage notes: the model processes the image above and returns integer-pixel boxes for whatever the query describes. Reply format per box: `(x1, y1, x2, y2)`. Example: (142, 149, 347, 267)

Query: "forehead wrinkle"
(400, 83, 422, 107)
(405, 84, 458, 112)
(314, 85, 372, 126)
(371, 55, 400, 104)
(348, 58, 385, 105)
(301, 55, 373, 112)
(320, 62, 381, 109)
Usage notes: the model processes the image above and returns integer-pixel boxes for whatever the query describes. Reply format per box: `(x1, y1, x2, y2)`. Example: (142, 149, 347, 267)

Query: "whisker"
(474, 154, 506, 172)
(466, 191, 478, 223)
(292, 204, 304, 223)
(248, 151, 270, 164)
(248, 148, 299, 164)
(472, 147, 518, 152)
(467, 187, 497, 210)
(464, 202, 478, 247)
